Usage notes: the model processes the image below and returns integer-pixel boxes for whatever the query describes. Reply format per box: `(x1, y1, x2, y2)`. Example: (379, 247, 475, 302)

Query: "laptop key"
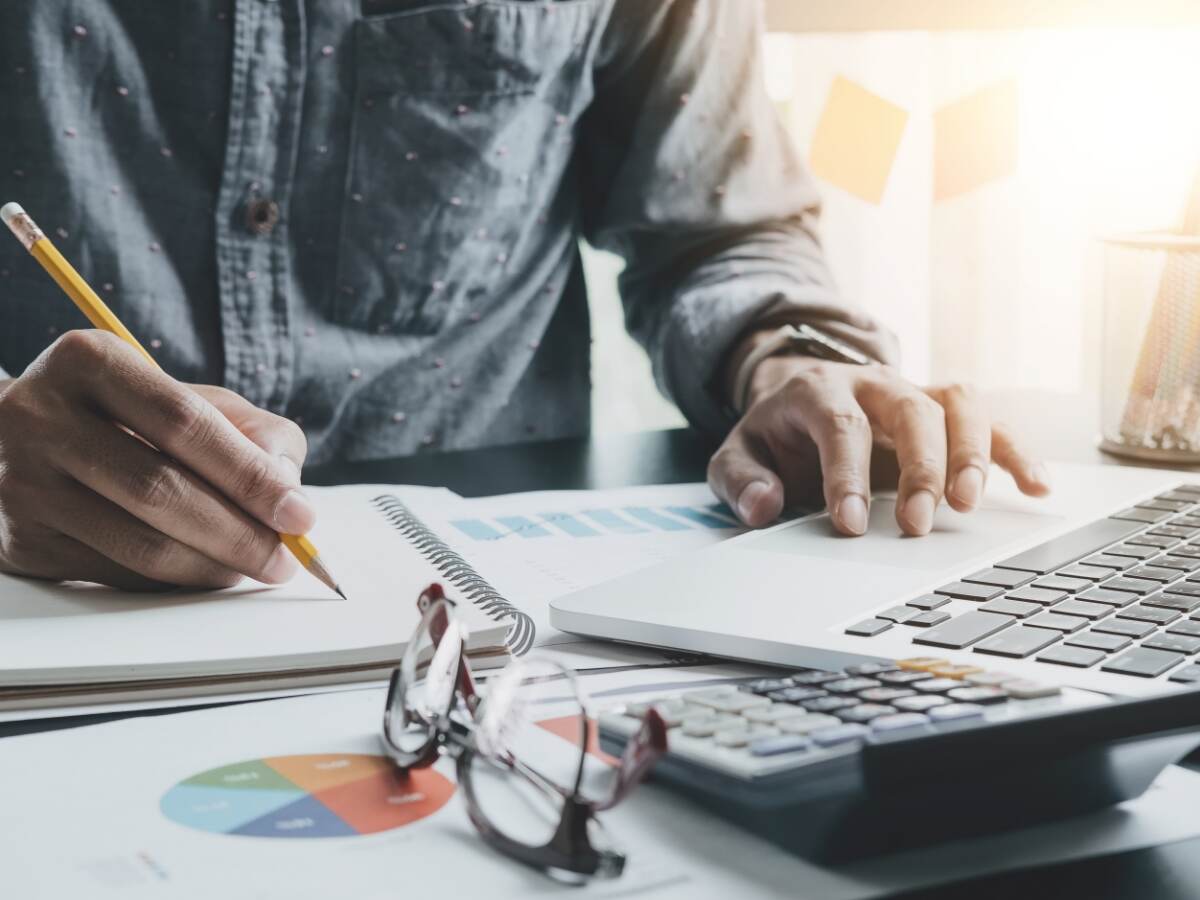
(934, 581, 1004, 602)
(1102, 647, 1185, 677)
(1143, 592, 1200, 612)
(1052, 599, 1113, 620)
(1117, 605, 1181, 625)
(1099, 577, 1158, 595)
(1112, 508, 1170, 524)
(1025, 612, 1087, 633)
(1169, 665, 1200, 684)
(1065, 630, 1132, 652)
(994, 518, 1142, 574)
(1081, 553, 1136, 571)
(1126, 534, 1180, 550)
(1106, 543, 1159, 560)
(1077, 587, 1137, 606)
(1124, 565, 1181, 583)
(1032, 575, 1093, 593)
(979, 598, 1041, 618)
(912, 611, 1015, 649)
(1156, 490, 1200, 503)
(1168, 544, 1200, 559)
(963, 568, 1035, 588)
(908, 610, 951, 627)
(845, 618, 892, 637)
(1151, 526, 1200, 541)
(907, 594, 950, 610)
(1006, 586, 1069, 605)
(973, 625, 1060, 658)
(1036, 645, 1105, 668)
(1092, 618, 1156, 638)
(877, 606, 924, 624)
(1153, 555, 1200, 572)
(1142, 634, 1200, 655)
(1162, 582, 1200, 598)
(1139, 499, 1193, 513)
(1168, 620, 1200, 638)
(1056, 564, 1112, 582)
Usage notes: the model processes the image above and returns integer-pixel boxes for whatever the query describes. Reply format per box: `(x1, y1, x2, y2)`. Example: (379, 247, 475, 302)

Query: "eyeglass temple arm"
(592, 709, 667, 812)
(421, 583, 481, 709)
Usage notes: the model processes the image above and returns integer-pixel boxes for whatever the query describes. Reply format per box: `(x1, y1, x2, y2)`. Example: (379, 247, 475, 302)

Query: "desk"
(5, 424, 1200, 898)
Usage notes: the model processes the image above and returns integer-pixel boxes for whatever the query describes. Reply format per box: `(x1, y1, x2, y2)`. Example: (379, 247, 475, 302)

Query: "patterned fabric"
(0, 0, 894, 464)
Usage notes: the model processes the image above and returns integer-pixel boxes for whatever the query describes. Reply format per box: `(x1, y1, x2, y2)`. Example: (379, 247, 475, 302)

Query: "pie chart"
(161, 753, 455, 839)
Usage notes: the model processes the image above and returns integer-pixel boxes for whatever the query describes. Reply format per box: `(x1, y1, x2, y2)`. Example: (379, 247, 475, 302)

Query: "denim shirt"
(0, 0, 895, 464)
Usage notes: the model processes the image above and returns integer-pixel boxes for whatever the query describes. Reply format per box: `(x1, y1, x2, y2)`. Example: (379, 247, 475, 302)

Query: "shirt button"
(245, 198, 280, 236)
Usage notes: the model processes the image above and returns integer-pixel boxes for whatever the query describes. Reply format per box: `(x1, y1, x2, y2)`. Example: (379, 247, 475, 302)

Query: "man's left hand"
(708, 354, 1051, 536)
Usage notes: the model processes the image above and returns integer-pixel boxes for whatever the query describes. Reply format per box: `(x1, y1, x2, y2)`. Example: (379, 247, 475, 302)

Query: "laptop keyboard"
(844, 484, 1200, 682)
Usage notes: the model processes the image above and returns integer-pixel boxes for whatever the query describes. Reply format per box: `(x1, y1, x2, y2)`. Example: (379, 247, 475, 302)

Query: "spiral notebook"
(0, 485, 534, 713)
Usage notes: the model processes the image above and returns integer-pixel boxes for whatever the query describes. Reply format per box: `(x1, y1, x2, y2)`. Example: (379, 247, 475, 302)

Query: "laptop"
(550, 462, 1200, 696)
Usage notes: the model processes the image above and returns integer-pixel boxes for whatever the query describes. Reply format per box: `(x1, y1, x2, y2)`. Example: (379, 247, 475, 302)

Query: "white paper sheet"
(4, 665, 1200, 900)
(405, 483, 743, 646)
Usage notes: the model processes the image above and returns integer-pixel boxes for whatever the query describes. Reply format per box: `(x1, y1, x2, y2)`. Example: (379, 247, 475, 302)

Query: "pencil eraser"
(0, 202, 24, 226)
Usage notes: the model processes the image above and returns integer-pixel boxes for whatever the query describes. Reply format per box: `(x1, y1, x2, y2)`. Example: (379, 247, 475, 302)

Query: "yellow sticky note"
(934, 81, 1019, 202)
(809, 76, 909, 205)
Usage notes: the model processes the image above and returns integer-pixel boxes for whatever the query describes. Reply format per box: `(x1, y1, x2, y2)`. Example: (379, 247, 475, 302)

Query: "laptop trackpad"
(740, 498, 1061, 571)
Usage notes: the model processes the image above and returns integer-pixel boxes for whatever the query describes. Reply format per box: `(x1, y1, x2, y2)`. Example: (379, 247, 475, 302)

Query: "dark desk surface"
(7, 427, 1200, 899)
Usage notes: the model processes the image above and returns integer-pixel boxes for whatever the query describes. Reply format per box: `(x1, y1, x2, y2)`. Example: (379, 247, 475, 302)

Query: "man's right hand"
(0, 330, 315, 590)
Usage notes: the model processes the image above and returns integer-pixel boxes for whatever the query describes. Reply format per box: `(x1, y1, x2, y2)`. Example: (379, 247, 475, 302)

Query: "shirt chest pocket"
(334, 1, 596, 336)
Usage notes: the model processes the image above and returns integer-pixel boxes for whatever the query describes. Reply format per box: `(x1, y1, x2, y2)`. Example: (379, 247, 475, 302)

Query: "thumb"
(707, 430, 784, 528)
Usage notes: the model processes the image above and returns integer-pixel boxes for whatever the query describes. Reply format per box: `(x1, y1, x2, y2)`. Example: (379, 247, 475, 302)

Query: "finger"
(776, 373, 873, 536)
(44, 331, 314, 534)
(859, 378, 947, 536)
(707, 428, 785, 528)
(927, 384, 991, 513)
(38, 482, 248, 589)
(2, 529, 176, 592)
(53, 410, 298, 584)
(191, 385, 308, 482)
(992, 422, 1052, 496)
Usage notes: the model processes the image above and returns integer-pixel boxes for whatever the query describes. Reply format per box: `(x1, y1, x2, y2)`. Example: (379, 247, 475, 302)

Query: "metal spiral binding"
(371, 496, 535, 655)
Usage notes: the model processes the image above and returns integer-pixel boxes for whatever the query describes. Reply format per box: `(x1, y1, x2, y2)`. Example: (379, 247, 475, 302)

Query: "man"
(0, 0, 1048, 591)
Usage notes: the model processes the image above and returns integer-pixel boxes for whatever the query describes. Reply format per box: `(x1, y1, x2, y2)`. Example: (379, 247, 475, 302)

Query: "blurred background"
(586, 0, 1200, 434)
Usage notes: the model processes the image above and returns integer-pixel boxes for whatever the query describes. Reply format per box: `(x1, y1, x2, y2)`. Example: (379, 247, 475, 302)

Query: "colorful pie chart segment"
(161, 753, 455, 839)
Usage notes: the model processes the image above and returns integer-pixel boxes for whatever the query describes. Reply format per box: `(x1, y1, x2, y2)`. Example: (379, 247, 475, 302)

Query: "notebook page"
(0, 484, 506, 679)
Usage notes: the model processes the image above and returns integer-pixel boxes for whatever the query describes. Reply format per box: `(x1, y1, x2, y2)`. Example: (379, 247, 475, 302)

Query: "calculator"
(597, 657, 1200, 861)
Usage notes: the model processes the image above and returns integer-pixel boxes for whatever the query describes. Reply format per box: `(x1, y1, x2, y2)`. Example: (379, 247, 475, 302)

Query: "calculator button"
(800, 696, 859, 713)
(749, 735, 812, 757)
(876, 670, 935, 685)
(824, 678, 882, 694)
(845, 663, 899, 676)
(739, 678, 794, 695)
(869, 713, 932, 738)
(744, 704, 815, 725)
(1092, 617, 1156, 638)
(892, 695, 952, 712)
(913, 678, 963, 693)
(927, 663, 984, 679)
(928, 703, 986, 723)
(897, 657, 949, 671)
(908, 610, 952, 627)
(835, 704, 897, 723)
(1168, 665, 1200, 683)
(912, 612, 1015, 649)
(1077, 587, 1137, 607)
(715, 725, 780, 748)
(1142, 634, 1200, 655)
(979, 598, 1042, 618)
(999, 680, 1060, 699)
(629, 700, 690, 726)
(684, 691, 771, 713)
(1051, 599, 1112, 620)
(1116, 605, 1181, 626)
(1036, 645, 1105, 668)
(789, 671, 841, 685)
(777, 714, 841, 735)
(907, 595, 950, 610)
(809, 724, 870, 748)
(858, 687, 917, 703)
(1064, 631, 1132, 652)
(845, 618, 892, 637)
(964, 568, 1035, 588)
(1006, 587, 1069, 605)
(766, 687, 828, 704)
(946, 686, 1008, 704)
(934, 581, 1004, 601)
(680, 714, 743, 737)
(973, 625, 1060, 658)
(1102, 647, 1186, 677)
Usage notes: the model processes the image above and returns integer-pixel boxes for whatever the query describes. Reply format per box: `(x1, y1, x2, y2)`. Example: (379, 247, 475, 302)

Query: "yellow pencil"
(0, 201, 346, 600)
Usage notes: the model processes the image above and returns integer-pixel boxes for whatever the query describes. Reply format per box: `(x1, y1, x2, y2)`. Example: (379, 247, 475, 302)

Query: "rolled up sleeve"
(580, 0, 898, 435)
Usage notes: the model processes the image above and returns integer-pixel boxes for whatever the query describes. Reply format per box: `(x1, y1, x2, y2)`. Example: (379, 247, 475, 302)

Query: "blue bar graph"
(666, 506, 732, 530)
(496, 516, 553, 538)
(582, 509, 649, 534)
(540, 512, 601, 537)
(623, 507, 692, 531)
(451, 519, 505, 541)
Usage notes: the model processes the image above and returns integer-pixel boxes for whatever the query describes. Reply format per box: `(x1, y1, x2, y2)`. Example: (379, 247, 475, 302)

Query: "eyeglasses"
(379, 583, 667, 882)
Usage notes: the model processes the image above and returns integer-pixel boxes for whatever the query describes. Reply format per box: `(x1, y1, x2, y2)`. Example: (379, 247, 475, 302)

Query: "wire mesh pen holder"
(1101, 234, 1200, 463)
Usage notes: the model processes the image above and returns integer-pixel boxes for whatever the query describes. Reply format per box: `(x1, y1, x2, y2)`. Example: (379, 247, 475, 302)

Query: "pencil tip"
(335, 586, 348, 601)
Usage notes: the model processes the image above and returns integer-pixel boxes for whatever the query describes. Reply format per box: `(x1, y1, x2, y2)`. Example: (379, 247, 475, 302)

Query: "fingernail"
(737, 480, 771, 524)
(278, 455, 302, 486)
(262, 542, 299, 584)
(903, 491, 937, 534)
(1031, 462, 1052, 488)
(273, 489, 316, 534)
(836, 494, 869, 535)
(951, 466, 985, 508)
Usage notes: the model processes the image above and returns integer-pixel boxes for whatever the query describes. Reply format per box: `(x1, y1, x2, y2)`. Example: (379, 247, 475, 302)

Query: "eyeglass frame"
(379, 583, 668, 881)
